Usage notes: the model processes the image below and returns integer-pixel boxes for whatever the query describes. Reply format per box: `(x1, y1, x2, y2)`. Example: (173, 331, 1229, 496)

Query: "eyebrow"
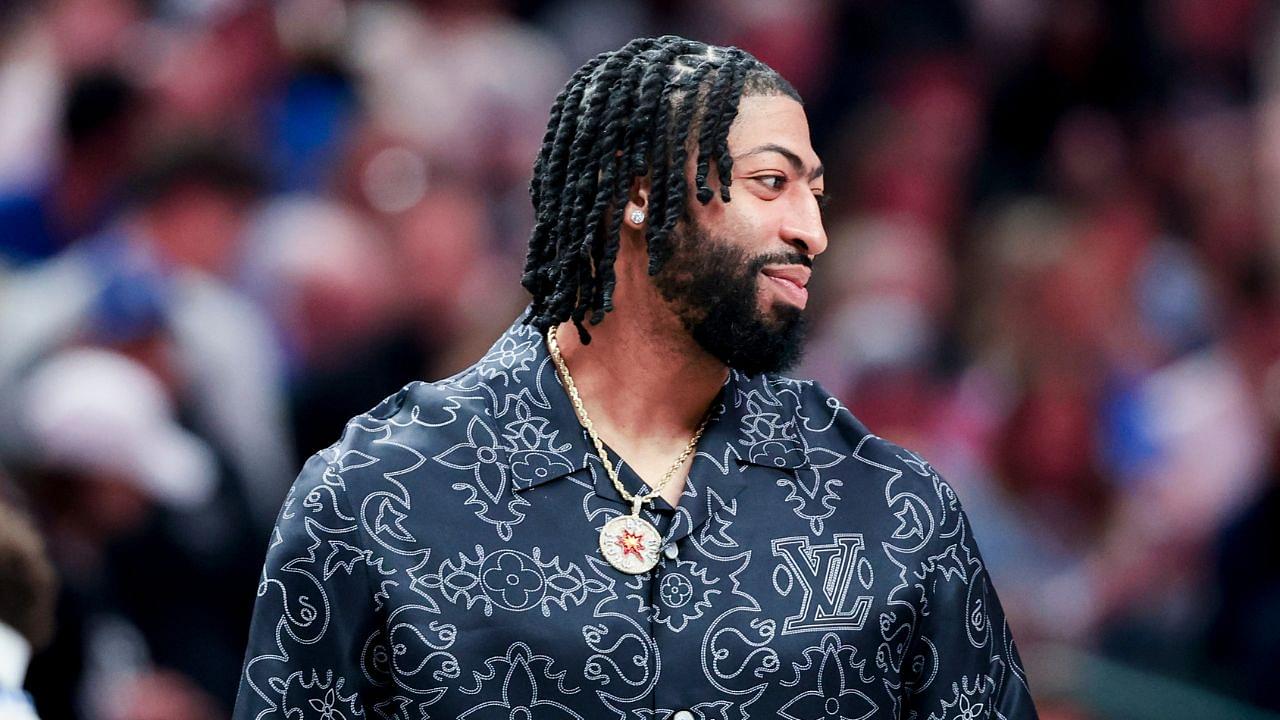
(736, 143, 825, 181)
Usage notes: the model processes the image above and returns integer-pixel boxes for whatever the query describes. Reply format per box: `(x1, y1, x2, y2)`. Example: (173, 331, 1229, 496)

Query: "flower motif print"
(482, 550, 546, 610)
(739, 392, 806, 467)
(494, 337, 533, 368)
(459, 642, 581, 720)
(928, 677, 997, 720)
(309, 688, 347, 720)
(476, 335, 537, 386)
(426, 546, 603, 618)
(622, 551, 752, 634)
(778, 633, 877, 720)
(434, 416, 522, 539)
(659, 573, 693, 608)
(954, 694, 984, 720)
(510, 450, 573, 487)
(434, 417, 505, 491)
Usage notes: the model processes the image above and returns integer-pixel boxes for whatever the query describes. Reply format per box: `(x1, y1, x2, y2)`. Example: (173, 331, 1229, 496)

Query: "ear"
(623, 175, 651, 229)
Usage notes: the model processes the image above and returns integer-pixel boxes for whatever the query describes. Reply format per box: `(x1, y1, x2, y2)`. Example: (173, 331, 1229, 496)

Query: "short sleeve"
(901, 472, 1038, 720)
(232, 449, 383, 719)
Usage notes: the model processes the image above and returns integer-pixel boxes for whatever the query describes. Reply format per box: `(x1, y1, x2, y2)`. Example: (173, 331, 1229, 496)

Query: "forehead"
(726, 95, 819, 169)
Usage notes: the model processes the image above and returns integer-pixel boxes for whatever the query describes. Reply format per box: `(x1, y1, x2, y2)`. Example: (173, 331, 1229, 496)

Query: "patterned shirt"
(233, 312, 1037, 720)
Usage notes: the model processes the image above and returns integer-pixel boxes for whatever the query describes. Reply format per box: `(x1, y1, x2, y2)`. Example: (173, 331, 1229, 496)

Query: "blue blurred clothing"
(0, 193, 61, 267)
(234, 312, 1037, 720)
(0, 180, 117, 268)
(264, 66, 358, 194)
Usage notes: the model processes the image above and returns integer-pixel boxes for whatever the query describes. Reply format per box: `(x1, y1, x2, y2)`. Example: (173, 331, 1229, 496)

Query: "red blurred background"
(1, 1, 1279, 718)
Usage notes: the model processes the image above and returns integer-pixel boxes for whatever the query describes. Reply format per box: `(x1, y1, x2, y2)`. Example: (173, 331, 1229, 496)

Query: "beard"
(650, 216, 809, 376)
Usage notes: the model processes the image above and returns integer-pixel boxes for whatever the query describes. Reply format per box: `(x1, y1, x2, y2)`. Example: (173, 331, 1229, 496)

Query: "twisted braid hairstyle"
(521, 35, 800, 342)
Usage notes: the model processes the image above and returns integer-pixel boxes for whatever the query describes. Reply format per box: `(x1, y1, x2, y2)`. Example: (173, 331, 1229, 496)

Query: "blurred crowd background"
(1, 0, 1279, 718)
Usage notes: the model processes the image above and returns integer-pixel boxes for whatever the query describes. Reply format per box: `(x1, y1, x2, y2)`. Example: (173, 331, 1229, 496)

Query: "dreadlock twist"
(521, 35, 800, 342)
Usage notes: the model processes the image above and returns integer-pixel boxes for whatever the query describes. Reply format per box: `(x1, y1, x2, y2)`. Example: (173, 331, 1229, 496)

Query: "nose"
(779, 192, 828, 258)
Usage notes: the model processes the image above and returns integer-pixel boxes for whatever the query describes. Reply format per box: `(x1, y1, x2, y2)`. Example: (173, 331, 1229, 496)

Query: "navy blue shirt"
(234, 313, 1037, 719)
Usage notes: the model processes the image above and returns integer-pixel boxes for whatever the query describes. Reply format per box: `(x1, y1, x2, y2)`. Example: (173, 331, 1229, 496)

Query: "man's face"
(652, 94, 827, 376)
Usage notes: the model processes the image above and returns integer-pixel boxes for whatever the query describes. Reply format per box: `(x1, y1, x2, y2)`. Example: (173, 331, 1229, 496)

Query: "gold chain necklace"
(546, 325, 710, 573)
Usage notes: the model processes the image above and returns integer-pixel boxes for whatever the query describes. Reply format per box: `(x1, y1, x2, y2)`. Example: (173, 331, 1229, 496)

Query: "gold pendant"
(599, 512, 661, 574)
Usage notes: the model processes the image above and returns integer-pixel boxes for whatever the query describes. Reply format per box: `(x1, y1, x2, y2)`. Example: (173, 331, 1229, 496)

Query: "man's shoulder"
(342, 373, 497, 441)
(744, 371, 873, 451)
(315, 315, 543, 459)
(284, 377, 493, 512)
(351, 316, 543, 422)
(753, 370, 954, 498)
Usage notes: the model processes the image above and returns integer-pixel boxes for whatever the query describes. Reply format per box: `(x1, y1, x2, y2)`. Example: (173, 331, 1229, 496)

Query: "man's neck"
(551, 305, 728, 451)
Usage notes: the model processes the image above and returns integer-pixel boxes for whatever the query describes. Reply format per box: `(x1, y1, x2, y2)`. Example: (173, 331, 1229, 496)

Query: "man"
(235, 36, 1037, 719)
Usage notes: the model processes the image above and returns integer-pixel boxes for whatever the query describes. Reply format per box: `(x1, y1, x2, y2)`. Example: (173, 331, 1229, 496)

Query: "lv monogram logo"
(772, 534, 873, 634)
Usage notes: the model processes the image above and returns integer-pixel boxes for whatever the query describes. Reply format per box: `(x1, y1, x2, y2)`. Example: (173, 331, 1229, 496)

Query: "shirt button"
(663, 543, 679, 560)
(673, 711, 694, 720)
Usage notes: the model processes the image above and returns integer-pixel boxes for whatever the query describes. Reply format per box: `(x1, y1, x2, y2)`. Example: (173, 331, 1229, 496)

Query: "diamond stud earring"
(629, 210, 645, 224)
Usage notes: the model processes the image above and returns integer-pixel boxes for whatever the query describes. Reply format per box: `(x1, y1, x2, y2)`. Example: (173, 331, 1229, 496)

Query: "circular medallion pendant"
(599, 513, 662, 574)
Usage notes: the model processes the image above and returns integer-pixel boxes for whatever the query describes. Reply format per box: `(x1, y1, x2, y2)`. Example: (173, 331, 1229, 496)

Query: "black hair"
(521, 35, 800, 342)
(62, 69, 139, 150)
(126, 136, 265, 206)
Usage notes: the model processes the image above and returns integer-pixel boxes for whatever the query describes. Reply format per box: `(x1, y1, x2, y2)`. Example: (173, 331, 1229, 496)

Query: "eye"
(755, 174, 787, 191)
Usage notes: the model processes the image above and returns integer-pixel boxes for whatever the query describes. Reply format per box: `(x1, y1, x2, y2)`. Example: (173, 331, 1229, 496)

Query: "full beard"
(650, 217, 809, 376)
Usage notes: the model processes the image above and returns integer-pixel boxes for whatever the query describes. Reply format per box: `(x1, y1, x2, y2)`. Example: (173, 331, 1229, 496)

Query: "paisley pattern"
(234, 312, 1038, 719)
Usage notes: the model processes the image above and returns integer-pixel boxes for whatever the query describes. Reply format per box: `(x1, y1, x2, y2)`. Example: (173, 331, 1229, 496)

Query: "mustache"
(749, 251, 812, 273)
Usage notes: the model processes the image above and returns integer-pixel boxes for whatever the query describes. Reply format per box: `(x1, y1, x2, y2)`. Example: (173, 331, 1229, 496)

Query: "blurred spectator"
(0, 68, 141, 266)
(16, 348, 218, 511)
(241, 185, 525, 459)
(0, 136, 294, 532)
(346, 0, 568, 195)
(0, 0, 143, 198)
(11, 349, 227, 720)
(0, 138, 287, 713)
(147, 3, 283, 141)
(0, 501, 56, 720)
(241, 195, 411, 458)
(263, 56, 359, 194)
(386, 185, 526, 375)
(802, 215, 955, 452)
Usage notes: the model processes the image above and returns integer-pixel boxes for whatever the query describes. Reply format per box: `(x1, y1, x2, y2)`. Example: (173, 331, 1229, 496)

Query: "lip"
(761, 264, 810, 308)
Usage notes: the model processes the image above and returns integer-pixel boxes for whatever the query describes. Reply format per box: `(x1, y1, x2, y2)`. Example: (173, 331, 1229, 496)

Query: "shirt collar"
(493, 310, 811, 501)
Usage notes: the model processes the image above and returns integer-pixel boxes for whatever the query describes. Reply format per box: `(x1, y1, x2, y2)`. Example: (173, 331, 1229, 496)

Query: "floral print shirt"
(233, 312, 1037, 720)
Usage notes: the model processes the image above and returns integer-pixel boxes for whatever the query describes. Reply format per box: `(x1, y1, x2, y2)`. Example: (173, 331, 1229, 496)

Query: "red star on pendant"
(615, 529, 645, 559)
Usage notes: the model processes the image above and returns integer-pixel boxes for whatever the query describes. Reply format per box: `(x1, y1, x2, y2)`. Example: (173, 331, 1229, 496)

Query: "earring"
(629, 210, 645, 224)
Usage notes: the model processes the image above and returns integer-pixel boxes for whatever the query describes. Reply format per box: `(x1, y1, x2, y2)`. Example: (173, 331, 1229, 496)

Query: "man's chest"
(360, 456, 921, 720)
